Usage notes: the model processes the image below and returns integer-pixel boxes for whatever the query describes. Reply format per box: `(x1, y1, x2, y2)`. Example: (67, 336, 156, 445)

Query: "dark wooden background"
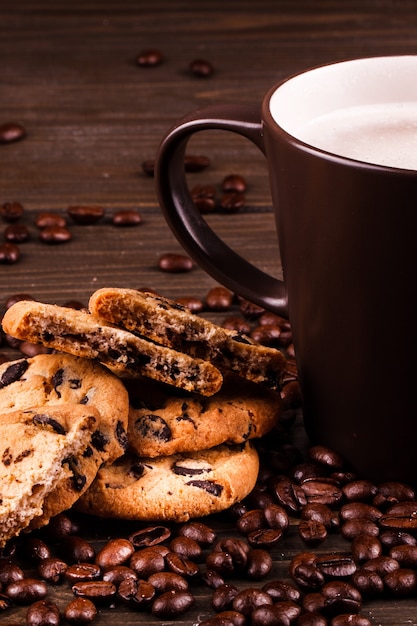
(1, 1, 417, 623)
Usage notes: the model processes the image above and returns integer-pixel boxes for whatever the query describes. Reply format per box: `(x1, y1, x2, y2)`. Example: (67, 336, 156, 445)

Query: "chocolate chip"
(186, 480, 223, 496)
(32, 413, 66, 435)
(136, 414, 172, 441)
(0, 359, 29, 387)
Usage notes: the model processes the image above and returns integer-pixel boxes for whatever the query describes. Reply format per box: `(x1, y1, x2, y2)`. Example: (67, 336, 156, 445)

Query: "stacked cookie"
(1, 288, 287, 536)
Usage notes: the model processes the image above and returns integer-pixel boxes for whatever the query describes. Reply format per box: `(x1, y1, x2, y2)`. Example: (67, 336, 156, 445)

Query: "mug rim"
(261, 54, 417, 173)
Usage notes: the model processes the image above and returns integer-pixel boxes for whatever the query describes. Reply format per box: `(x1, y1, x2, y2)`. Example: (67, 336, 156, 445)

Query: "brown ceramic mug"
(155, 56, 417, 484)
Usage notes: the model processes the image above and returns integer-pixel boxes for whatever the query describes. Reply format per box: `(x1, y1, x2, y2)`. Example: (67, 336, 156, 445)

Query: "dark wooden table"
(1, 1, 417, 623)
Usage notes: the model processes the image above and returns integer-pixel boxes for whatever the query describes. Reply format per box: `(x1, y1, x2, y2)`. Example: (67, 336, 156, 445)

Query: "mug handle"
(155, 103, 288, 316)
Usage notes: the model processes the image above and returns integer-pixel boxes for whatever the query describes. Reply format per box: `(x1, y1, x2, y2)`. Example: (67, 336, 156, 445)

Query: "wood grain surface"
(1, 1, 417, 624)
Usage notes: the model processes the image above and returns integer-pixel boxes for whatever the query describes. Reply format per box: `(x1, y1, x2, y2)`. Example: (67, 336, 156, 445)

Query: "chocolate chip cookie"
(0, 353, 129, 463)
(76, 442, 259, 522)
(0, 404, 102, 546)
(88, 288, 287, 390)
(2, 301, 223, 396)
(126, 373, 281, 457)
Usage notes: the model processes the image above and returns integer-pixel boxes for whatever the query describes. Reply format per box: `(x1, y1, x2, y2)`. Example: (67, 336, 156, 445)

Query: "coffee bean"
(247, 527, 283, 549)
(297, 612, 327, 626)
(308, 445, 345, 470)
(148, 571, 189, 593)
(4, 223, 29, 243)
(168, 536, 202, 561)
(232, 588, 273, 615)
(238, 297, 265, 319)
(118, 577, 155, 608)
(206, 550, 234, 576)
(112, 209, 142, 226)
(201, 568, 225, 590)
(251, 324, 283, 347)
(102, 565, 137, 586)
(213, 538, 249, 571)
(72, 580, 117, 603)
(321, 580, 362, 616)
(361, 555, 400, 576)
(0, 561, 24, 585)
(331, 615, 372, 626)
(301, 479, 343, 506)
(351, 568, 384, 597)
(95, 538, 134, 570)
(342, 480, 378, 502)
(222, 174, 247, 193)
(246, 549, 273, 580)
(48, 512, 80, 540)
(6, 578, 48, 604)
(64, 597, 97, 624)
(26, 600, 60, 626)
(130, 546, 167, 578)
(65, 563, 101, 583)
(272, 477, 307, 513)
(236, 509, 265, 535)
(0, 242, 20, 263)
(137, 48, 164, 67)
(35, 212, 67, 229)
(142, 159, 155, 176)
(0, 122, 26, 143)
(193, 196, 217, 213)
(301, 502, 339, 531)
(39, 225, 72, 244)
(199, 610, 247, 626)
(389, 543, 417, 568)
(220, 192, 245, 212)
(129, 525, 171, 549)
(221, 315, 251, 334)
(164, 551, 200, 579)
(298, 519, 327, 546)
(211, 583, 239, 612)
(67, 205, 104, 225)
(175, 296, 204, 313)
(384, 567, 417, 596)
(301, 591, 326, 613)
(251, 604, 291, 626)
(151, 589, 194, 618)
(205, 286, 233, 311)
(184, 154, 211, 172)
(351, 534, 382, 563)
(315, 553, 357, 578)
(340, 502, 383, 522)
(380, 530, 417, 549)
(341, 518, 380, 540)
(37, 558, 68, 584)
(61, 536, 95, 563)
(189, 58, 214, 77)
(0, 201, 24, 222)
(178, 522, 217, 547)
(158, 252, 193, 273)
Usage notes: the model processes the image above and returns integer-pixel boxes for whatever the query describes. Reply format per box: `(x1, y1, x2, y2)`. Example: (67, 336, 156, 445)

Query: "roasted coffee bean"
(25, 537, 52, 561)
(118, 577, 155, 608)
(61, 536, 95, 563)
(236, 509, 265, 535)
(351, 568, 384, 597)
(351, 534, 382, 563)
(0, 122, 26, 143)
(222, 174, 247, 193)
(189, 58, 214, 77)
(37, 558, 68, 584)
(321, 580, 362, 616)
(384, 567, 417, 596)
(6, 578, 48, 604)
(39, 225, 72, 244)
(247, 527, 283, 549)
(4, 223, 30, 243)
(48, 512, 80, 540)
(379, 501, 417, 532)
(315, 553, 357, 578)
(164, 552, 200, 578)
(67, 205, 104, 225)
(168, 536, 202, 560)
(298, 519, 327, 546)
(64, 597, 97, 624)
(206, 550, 234, 576)
(301, 479, 343, 506)
(341, 518, 380, 540)
(262, 579, 301, 603)
(199, 610, 247, 626)
(205, 286, 233, 311)
(0, 561, 24, 585)
(251, 324, 282, 347)
(184, 154, 211, 171)
(151, 589, 194, 618)
(273, 477, 307, 513)
(292, 562, 325, 591)
(308, 445, 345, 470)
(342, 480, 378, 502)
(389, 543, 417, 568)
(112, 208, 142, 226)
(238, 297, 265, 319)
(102, 565, 137, 586)
(213, 538, 249, 570)
(130, 546, 167, 578)
(201, 568, 225, 589)
(178, 521, 217, 547)
(129, 525, 171, 548)
(175, 296, 204, 313)
(0, 242, 20, 263)
(193, 196, 216, 213)
(35, 212, 67, 229)
(0, 592, 12, 611)
(190, 183, 216, 199)
(1, 201, 24, 222)
(95, 538, 134, 569)
(158, 252, 193, 273)
(219, 190, 245, 213)
(142, 159, 155, 176)
(301, 502, 339, 531)
(361, 555, 400, 576)
(65, 563, 101, 583)
(26, 600, 60, 626)
(374, 481, 415, 506)
(301, 591, 326, 613)
(251, 604, 291, 626)
(211, 583, 239, 612)
(331, 615, 372, 626)
(137, 48, 164, 66)
(245, 486, 275, 510)
(297, 611, 327, 626)
(246, 548, 272, 580)
(339, 502, 383, 522)
(72, 580, 117, 603)
(380, 530, 417, 549)
(148, 571, 189, 593)
(221, 316, 251, 334)
(232, 587, 273, 615)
